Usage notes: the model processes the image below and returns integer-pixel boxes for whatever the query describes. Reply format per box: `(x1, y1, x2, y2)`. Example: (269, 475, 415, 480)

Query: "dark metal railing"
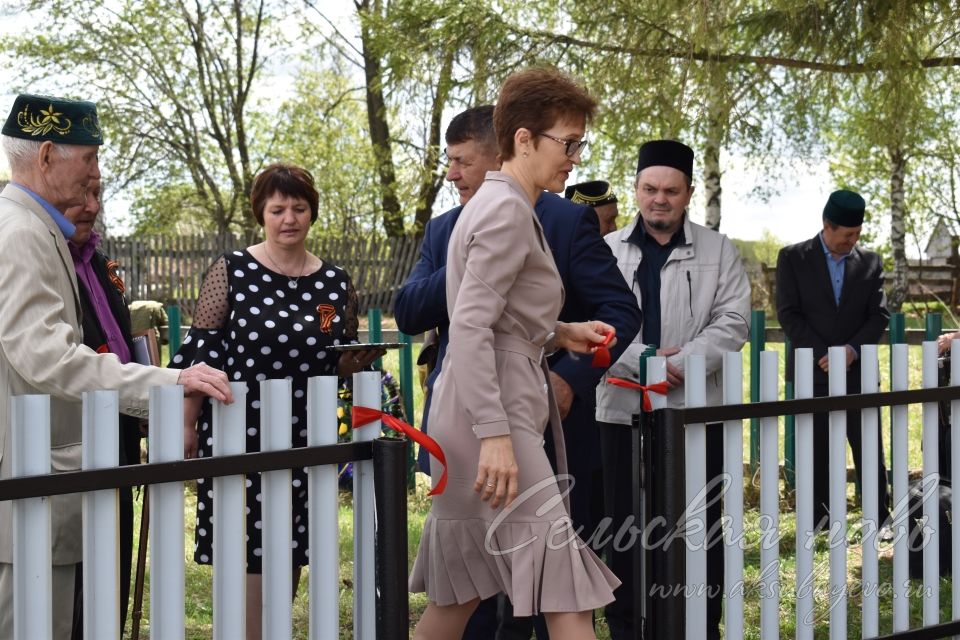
(0, 436, 409, 640)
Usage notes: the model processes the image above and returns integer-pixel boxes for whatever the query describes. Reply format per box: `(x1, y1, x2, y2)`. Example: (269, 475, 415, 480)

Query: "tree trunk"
(703, 65, 726, 231)
(413, 49, 454, 233)
(357, 0, 404, 237)
(888, 145, 908, 312)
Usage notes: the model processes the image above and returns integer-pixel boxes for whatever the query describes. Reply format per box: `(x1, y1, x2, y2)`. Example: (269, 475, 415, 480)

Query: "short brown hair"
(250, 163, 319, 225)
(493, 67, 597, 161)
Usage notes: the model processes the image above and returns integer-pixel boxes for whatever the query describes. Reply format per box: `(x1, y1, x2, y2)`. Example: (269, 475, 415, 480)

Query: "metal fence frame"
(0, 374, 408, 640)
(633, 345, 960, 639)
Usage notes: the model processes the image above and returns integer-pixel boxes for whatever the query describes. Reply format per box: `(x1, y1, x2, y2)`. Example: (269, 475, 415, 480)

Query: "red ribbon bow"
(352, 406, 448, 496)
(591, 331, 615, 368)
(605, 377, 670, 412)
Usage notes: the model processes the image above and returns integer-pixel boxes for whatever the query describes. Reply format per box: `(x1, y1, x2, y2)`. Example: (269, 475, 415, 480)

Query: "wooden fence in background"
(101, 233, 422, 317)
(761, 260, 960, 311)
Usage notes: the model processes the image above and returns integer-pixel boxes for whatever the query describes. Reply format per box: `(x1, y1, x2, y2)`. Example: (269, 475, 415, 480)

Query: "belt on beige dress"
(492, 332, 571, 513)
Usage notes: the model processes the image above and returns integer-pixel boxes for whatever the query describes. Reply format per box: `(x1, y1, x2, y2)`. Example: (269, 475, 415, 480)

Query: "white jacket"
(595, 215, 751, 424)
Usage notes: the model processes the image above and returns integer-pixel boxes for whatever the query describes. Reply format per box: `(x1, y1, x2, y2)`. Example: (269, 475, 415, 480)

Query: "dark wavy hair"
(250, 163, 319, 225)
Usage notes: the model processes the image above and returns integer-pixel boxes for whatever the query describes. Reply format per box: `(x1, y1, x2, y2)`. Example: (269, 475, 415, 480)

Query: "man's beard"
(646, 217, 674, 231)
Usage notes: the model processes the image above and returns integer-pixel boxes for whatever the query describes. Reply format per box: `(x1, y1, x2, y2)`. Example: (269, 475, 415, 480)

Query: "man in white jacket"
(596, 139, 750, 640)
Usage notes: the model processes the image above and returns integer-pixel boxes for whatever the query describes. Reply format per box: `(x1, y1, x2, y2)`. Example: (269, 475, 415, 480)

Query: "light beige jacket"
(596, 215, 751, 422)
(0, 184, 179, 565)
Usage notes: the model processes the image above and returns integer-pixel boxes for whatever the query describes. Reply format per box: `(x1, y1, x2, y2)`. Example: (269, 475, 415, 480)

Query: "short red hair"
(493, 67, 597, 161)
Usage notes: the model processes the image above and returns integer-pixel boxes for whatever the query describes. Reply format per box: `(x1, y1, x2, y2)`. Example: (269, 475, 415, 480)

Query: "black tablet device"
(328, 342, 405, 351)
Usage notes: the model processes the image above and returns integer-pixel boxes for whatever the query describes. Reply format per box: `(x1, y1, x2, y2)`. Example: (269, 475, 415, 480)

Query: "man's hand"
(176, 363, 233, 403)
(549, 372, 574, 419)
(817, 345, 856, 372)
(938, 331, 960, 355)
(656, 346, 684, 388)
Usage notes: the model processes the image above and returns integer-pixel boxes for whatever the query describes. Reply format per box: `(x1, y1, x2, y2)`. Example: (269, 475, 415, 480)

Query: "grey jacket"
(595, 215, 751, 423)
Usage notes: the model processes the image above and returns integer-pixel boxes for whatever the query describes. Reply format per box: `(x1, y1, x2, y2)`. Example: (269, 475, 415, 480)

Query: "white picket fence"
(660, 341, 960, 639)
(8, 371, 386, 640)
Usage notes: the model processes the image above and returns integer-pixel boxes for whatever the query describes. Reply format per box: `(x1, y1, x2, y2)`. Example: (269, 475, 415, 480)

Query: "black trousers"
(809, 386, 891, 526)
(599, 420, 723, 640)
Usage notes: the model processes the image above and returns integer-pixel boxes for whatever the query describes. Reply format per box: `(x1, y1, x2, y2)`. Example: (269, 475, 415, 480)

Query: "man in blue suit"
(395, 105, 641, 640)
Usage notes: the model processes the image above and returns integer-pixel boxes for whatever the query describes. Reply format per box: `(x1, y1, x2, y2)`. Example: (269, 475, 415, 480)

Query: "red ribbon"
(352, 406, 448, 496)
(606, 377, 670, 412)
(591, 331, 615, 368)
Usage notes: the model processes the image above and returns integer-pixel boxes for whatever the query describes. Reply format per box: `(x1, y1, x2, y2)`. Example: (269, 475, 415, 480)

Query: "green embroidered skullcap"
(565, 180, 617, 207)
(2, 94, 103, 145)
(823, 189, 865, 227)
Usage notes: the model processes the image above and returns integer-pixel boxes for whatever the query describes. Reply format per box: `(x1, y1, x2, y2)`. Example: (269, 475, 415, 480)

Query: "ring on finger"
(486, 482, 494, 488)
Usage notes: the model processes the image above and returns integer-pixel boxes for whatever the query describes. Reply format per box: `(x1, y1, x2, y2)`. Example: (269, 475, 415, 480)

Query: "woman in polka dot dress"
(169, 163, 384, 638)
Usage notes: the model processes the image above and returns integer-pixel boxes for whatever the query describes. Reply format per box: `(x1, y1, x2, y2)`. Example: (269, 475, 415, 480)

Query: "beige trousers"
(0, 562, 76, 640)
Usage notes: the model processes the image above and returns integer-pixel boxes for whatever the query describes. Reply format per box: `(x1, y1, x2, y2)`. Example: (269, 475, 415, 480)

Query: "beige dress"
(409, 172, 619, 615)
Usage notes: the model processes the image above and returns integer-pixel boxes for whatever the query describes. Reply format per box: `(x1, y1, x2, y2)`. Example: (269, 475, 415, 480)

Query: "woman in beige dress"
(410, 68, 620, 640)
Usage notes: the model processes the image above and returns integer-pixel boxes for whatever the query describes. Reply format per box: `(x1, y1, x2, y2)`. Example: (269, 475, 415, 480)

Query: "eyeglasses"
(537, 133, 588, 157)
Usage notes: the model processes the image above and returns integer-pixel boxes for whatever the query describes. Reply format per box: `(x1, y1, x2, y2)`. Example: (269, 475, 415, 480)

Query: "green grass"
(135, 330, 949, 638)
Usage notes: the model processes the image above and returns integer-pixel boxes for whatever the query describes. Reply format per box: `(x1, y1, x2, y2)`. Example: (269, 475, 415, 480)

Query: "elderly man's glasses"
(537, 133, 588, 157)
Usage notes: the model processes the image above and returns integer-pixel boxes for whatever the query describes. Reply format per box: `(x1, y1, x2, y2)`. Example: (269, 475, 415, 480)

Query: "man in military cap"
(776, 189, 891, 531)
(565, 179, 619, 236)
(0, 94, 233, 639)
(595, 139, 751, 640)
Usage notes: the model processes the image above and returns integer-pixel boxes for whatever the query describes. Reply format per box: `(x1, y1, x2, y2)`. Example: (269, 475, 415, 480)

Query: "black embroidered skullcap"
(2, 94, 103, 145)
(636, 139, 693, 177)
(565, 180, 617, 207)
(823, 189, 865, 227)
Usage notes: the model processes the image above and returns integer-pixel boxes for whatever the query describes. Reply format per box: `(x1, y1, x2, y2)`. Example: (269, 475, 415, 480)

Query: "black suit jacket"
(776, 233, 889, 389)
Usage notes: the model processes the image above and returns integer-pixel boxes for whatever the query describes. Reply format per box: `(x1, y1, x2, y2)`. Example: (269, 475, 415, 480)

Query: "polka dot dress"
(169, 249, 359, 572)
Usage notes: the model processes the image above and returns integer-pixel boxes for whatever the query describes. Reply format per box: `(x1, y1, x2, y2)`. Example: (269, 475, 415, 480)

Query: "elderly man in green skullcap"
(776, 189, 892, 536)
(0, 94, 233, 639)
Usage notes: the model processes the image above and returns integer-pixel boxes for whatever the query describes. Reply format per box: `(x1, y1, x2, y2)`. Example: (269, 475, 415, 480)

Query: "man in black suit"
(395, 105, 641, 640)
(776, 189, 891, 529)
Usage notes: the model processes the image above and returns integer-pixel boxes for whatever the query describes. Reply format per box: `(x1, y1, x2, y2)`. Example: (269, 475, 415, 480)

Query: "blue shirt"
(10, 182, 76, 239)
(818, 231, 850, 306)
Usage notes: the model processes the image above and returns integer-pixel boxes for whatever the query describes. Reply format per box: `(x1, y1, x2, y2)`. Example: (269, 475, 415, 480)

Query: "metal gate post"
(374, 437, 408, 639)
(644, 407, 686, 638)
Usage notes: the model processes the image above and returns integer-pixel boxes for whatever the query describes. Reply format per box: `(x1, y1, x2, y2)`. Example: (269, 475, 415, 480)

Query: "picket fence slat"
(861, 345, 881, 637)
(723, 352, 745, 640)
(308, 377, 340, 640)
(794, 348, 814, 640)
(759, 351, 779, 640)
(149, 385, 186, 640)
(11, 395, 51, 640)
(262, 379, 293, 640)
(922, 340, 940, 626)
(685, 354, 707, 640)
(828, 346, 848, 639)
(82, 390, 120, 640)
(353, 371, 379, 640)
(212, 382, 248, 640)
(891, 344, 910, 632)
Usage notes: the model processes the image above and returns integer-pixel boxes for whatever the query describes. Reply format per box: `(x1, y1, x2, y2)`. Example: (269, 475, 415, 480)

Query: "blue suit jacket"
(395, 191, 641, 473)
